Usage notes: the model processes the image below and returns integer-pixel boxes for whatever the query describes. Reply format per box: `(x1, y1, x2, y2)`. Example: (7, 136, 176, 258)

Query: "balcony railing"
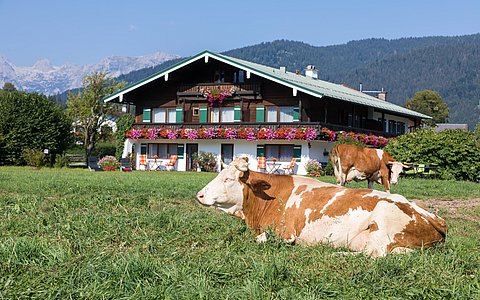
(133, 122, 395, 138)
(177, 82, 261, 96)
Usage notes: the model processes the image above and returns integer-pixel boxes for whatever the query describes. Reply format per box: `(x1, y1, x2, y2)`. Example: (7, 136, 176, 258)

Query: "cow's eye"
(224, 177, 235, 182)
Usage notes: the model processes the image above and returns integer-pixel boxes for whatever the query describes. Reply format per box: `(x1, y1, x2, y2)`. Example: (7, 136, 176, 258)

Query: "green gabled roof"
(104, 50, 431, 119)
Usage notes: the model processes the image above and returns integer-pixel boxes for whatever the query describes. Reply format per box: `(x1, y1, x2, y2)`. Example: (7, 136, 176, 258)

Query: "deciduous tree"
(66, 72, 126, 159)
(0, 90, 72, 165)
(2, 82, 16, 92)
(406, 90, 449, 125)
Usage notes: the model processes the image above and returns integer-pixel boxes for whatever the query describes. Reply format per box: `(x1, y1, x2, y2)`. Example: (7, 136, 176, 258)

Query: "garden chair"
(282, 158, 297, 175)
(401, 163, 417, 176)
(164, 155, 178, 171)
(87, 156, 103, 172)
(138, 154, 148, 170)
(424, 164, 438, 178)
(120, 158, 132, 172)
(416, 164, 425, 177)
(257, 156, 266, 173)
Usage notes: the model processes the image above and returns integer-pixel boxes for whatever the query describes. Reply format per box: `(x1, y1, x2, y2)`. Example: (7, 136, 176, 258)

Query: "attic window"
(234, 70, 245, 83)
(214, 70, 225, 83)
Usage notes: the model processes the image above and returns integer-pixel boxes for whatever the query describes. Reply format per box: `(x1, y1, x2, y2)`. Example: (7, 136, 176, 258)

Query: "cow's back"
(332, 144, 383, 175)
(281, 179, 446, 256)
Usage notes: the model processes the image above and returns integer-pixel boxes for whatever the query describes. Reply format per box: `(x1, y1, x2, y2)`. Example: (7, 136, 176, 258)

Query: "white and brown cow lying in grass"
(196, 157, 446, 257)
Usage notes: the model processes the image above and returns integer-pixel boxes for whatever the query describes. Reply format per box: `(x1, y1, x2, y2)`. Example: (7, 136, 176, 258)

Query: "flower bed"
(126, 126, 389, 147)
(305, 159, 323, 177)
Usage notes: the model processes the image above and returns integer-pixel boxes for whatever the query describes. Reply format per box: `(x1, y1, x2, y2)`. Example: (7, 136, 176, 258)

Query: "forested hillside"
(223, 36, 480, 129)
(58, 34, 480, 128)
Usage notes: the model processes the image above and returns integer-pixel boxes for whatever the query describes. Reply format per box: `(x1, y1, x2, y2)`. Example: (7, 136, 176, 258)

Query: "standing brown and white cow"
(196, 157, 446, 258)
(330, 144, 406, 193)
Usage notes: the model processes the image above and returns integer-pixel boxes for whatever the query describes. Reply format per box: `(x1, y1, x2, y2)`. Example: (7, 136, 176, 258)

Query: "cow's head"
(196, 157, 249, 214)
(388, 161, 406, 185)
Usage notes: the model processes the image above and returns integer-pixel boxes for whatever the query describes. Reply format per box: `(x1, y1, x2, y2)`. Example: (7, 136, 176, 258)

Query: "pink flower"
(186, 129, 198, 140)
(167, 129, 177, 139)
(225, 128, 237, 140)
(246, 129, 256, 141)
(285, 128, 296, 141)
(147, 127, 158, 140)
(264, 128, 277, 140)
(204, 128, 217, 139)
(304, 128, 318, 141)
(130, 129, 142, 140)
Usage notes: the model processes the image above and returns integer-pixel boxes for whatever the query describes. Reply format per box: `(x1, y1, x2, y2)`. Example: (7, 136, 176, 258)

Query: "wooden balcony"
(133, 122, 395, 138)
(177, 82, 261, 98)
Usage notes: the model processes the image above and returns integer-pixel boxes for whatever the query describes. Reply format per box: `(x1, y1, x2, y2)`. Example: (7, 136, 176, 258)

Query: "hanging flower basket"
(202, 88, 235, 106)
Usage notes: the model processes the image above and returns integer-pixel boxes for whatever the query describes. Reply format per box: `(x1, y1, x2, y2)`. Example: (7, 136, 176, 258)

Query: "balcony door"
(186, 143, 198, 171)
(221, 144, 234, 168)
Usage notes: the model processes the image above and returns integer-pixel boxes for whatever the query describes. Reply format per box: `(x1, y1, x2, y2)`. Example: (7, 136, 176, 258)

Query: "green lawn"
(0, 167, 479, 299)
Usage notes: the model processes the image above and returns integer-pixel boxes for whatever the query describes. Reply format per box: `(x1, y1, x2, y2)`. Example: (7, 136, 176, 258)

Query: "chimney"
(305, 65, 318, 79)
(378, 91, 387, 101)
(279, 66, 286, 73)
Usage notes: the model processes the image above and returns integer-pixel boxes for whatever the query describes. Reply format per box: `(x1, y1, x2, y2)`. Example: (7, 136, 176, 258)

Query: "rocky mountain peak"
(0, 51, 179, 95)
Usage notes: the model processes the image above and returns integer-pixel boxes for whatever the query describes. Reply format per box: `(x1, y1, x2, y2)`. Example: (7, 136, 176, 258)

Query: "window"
(266, 106, 277, 122)
(279, 106, 294, 122)
(153, 108, 166, 123)
(397, 122, 405, 134)
(211, 107, 219, 123)
(388, 120, 396, 134)
(148, 143, 177, 159)
(214, 70, 225, 83)
(168, 109, 177, 123)
(233, 70, 245, 83)
(221, 107, 234, 123)
(265, 144, 294, 161)
(193, 107, 199, 116)
(347, 113, 353, 127)
(153, 108, 176, 123)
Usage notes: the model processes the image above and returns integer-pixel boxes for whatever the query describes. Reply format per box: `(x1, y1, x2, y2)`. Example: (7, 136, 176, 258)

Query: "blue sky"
(1, 0, 479, 66)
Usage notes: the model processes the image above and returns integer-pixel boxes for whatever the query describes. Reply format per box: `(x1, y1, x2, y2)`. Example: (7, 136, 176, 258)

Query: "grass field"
(0, 167, 479, 299)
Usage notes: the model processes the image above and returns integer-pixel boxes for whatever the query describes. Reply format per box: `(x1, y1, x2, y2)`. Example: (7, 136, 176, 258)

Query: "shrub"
(192, 151, 217, 172)
(93, 143, 116, 158)
(54, 154, 70, 168)
(335, 136, 366, 147)
(22, 149, 45, 169)
(98, 155, 119, 171)
(385, 129, 480, 181)
(305, 159, 323, 177)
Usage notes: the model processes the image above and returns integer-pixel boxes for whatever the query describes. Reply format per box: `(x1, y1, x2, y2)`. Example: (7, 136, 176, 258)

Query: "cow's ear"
(248, 179, 271, 192)
(233, 157, 249, 172)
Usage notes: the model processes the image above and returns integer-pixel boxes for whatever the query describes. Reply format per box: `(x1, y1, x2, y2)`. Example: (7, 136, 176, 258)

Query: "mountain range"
(0, 52, 179, 95)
